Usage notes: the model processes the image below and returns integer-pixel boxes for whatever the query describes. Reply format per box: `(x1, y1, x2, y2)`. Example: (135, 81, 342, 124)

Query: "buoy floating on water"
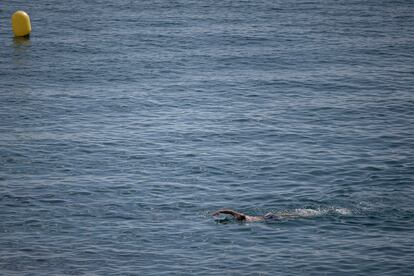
(12, 11, 31, 37)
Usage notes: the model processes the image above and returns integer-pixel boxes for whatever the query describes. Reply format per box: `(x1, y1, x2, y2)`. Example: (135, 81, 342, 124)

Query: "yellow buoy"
(12, 11, 31, 37)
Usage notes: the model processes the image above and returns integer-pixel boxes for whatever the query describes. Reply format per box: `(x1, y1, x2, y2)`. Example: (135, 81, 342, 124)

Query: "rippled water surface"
(1, 0, 414, 275)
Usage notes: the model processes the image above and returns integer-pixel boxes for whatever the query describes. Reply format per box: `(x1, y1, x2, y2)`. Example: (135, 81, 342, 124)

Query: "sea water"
(1, 0, 413, 275)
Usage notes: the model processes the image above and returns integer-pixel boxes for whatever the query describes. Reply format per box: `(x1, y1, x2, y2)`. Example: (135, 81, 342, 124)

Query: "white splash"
(332, 207, 352, 215)
(274, 207, 352, 219)
(293, 208, 328, 217)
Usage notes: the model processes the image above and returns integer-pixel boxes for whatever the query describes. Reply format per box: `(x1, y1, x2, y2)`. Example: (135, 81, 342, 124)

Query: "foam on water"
(333, 207, 352, 216)
(290, 208, 329, 217)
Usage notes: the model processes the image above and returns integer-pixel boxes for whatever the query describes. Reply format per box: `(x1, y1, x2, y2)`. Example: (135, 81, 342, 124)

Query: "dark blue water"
(1, 0, 414, 275)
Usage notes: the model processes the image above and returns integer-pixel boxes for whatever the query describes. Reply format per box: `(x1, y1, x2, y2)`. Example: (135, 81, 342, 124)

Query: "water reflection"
(12, 36, 32, 67)
(13, 36, 31, 47)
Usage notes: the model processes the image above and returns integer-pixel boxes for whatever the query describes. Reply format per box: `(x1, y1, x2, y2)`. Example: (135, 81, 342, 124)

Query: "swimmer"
(212, 209, 288, 222)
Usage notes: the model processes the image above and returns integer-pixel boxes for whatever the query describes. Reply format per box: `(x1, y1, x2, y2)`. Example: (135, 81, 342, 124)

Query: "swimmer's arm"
(212, 209, 247, 221)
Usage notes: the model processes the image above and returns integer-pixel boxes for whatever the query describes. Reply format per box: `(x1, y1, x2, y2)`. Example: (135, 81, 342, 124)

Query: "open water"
(1, 0, 414, 275)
